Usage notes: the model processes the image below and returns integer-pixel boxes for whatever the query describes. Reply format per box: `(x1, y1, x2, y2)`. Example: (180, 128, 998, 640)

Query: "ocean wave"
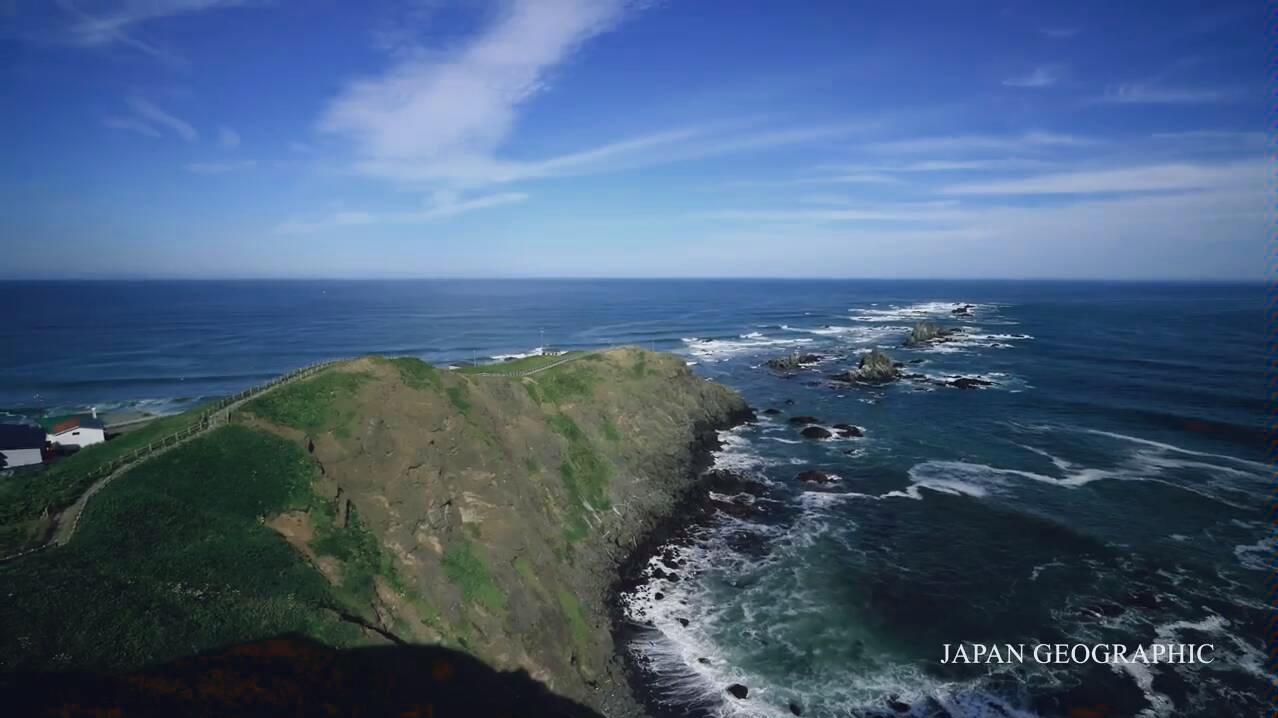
(681, 334, 814, 361)
(906, 327, 1033, 354)
(1233, 535, 1274, 572)
(489, 346, 545, 361)
(712, 428, 779, 475)
(849, 301, 1003, 323)
(891, 425, 1268, 508)
(779, 323, 909, 345)
(910, 370, 1029, 391)
(625, 450, 1056, 718)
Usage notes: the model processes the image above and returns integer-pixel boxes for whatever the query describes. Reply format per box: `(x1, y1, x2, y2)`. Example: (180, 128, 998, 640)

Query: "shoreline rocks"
(764, 353, 824, 372)
(799, 426, 832, 440)
(948, 377, 993, 390)
(835, 349, 901, 384)
(903, 320, 956, 347)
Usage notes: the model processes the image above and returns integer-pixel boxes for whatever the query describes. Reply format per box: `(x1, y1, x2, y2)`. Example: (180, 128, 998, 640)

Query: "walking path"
(3, 349, 617, 563)
(462, 351, 591, 377)
(1, 360, 341, 563)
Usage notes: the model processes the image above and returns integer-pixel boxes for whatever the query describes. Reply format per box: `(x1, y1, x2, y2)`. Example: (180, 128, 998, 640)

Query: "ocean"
(0, 279, 1269, 717)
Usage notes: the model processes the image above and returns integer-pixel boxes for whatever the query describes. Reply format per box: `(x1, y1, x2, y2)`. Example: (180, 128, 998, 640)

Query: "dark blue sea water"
(0, 280, 1269, 717)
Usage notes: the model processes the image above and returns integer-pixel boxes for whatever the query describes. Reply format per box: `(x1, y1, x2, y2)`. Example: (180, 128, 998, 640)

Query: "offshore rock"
(842, 349, 901, 383)
(903, 321, 956, 347)
(764, 353, 824, 372)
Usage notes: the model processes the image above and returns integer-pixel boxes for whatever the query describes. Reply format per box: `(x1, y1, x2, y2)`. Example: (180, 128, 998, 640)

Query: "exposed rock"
(789, 701, 804, 716)
(840, 349, 900, 383)
(800, 426, 832, 440)
(888, 696, 911, 712)
(727, 684, 749, 700)
(831, 423, 863, 437)
(765, 353, 825, 372)
(903, 321, 956, 347)
(952, 303, 974, 315)
(676, 617, 689, 627)
(948, 377, 993, 390)
(762, 408, 782, 415)
(795, 470, 835, 484)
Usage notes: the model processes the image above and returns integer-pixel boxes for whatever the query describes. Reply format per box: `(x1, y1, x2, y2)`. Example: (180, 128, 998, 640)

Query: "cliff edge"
(0, 348, 748, 716)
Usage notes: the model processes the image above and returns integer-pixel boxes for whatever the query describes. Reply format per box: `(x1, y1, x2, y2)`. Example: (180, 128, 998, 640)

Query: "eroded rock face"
(247, 349, 748, 716)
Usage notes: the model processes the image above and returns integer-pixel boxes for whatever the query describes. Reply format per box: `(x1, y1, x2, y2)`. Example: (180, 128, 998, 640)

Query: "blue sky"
(0, 0, 1269, 279)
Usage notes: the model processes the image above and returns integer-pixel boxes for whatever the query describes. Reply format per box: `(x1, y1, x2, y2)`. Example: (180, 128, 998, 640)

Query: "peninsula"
(0, 349, 750, 716)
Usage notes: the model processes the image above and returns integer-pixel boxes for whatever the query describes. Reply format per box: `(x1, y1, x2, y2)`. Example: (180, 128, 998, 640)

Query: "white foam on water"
(912, 370, 1026, 391)
(849, 301, 998, 323)
(490, 346, 545, 361)
(910, 327, 1034, 354)
(780, 323, 910, 345)
(712, 428, 778, 474)
(1109, 661, 1175, 718)
(623, 440, 1053, 718)
(1079, 428, 1270, 473)
(1232, 535, 1274, 571)
(883, 475, 992, 501)
(681, 334, 814, 361)
(894, 426, 1269, 507)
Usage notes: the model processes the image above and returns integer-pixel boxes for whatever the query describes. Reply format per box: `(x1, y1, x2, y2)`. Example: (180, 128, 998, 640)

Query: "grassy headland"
(0, 349, 747, 713)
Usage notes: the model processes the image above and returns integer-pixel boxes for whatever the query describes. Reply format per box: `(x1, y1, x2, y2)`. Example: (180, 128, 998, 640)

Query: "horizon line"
(0, 276, 1268, 284)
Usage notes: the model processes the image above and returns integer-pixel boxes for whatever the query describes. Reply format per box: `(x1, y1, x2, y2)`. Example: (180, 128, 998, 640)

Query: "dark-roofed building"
(0, 424, 47, 469)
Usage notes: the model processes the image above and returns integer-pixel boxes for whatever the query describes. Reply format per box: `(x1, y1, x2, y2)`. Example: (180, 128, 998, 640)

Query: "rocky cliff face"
(243, 349, 748, 715)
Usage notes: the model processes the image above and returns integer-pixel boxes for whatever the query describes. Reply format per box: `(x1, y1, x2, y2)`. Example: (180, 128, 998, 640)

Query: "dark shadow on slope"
(2, 635, 603, 718)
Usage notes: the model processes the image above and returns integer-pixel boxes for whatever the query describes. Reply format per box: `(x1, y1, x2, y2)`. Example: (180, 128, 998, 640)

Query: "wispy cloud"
(866, 131, 1094, 155)
(699, 200, 962, 224)
(1002, 64, 1066, 88)
(319, 0, 858, 191)
(103, 115, 162, 138)
(54, 0, 250, 64)
(320, 0, 636, 187)
(104, 96, 198, 141)
(822, 159, 1044, 174)
(1094, 83, 1234, 105)
(217, 127, 241, 149)
(185, 159, 256, 174)
(277, 191, 529, 234)
(940, 159, 1263, 196)
(1147, 130, 1270, 157)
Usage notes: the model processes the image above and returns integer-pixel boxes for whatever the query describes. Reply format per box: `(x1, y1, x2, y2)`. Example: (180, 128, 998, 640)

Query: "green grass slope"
(0, 349, 748, 713)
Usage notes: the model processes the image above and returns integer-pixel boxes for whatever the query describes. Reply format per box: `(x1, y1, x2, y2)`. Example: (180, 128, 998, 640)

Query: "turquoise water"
(0, 279, 1269, 716)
